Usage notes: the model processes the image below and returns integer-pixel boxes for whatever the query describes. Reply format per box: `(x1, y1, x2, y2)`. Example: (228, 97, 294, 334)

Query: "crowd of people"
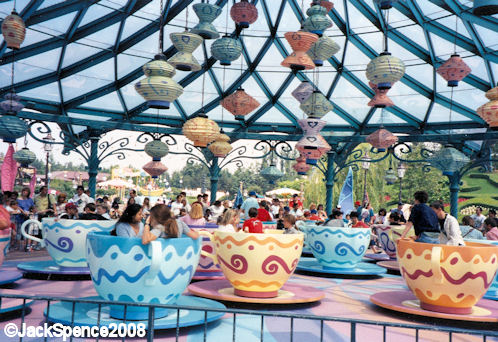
(1, 185, 497, 253)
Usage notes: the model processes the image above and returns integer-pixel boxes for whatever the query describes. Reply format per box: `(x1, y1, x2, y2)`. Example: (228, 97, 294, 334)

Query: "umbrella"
(97, 178, 134, 188)
(265, 187, 300, 196)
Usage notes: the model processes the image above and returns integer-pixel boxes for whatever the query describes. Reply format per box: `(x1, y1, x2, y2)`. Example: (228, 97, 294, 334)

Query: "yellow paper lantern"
(208, 133, 232, 157)
(183, 115, 220, 147)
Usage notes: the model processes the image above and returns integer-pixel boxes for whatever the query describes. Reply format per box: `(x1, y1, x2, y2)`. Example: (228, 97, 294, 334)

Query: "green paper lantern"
(14, 147, 36, 167)
(384, 167, 397, 185)
(144, 140, 169, 161)
(303, 5, 332, 36)
(0, 115, 28, 143)
(299, 91, 333, 118)
(211, 36, 242, 66)
(308, 35, 340, 67)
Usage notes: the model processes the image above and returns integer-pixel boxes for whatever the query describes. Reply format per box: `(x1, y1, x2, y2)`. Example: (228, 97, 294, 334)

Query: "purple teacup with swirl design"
(188, 225, 223, 278)
(21, 218, 115, 267)
(200, 231, 303, 298)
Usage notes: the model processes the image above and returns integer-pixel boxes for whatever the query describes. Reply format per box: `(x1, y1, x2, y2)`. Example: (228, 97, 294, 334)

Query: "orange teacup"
(397, 239, 498, 314)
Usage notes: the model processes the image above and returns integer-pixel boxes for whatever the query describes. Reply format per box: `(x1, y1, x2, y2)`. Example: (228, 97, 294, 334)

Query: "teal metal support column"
(447, 173, 461, 218)
(209, 157, 220, 204)
(87, 136, 100, 198)
(325, 150, 336, 216)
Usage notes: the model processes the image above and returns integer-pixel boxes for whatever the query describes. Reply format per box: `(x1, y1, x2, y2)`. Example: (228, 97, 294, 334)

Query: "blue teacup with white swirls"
(306, 226, 371, 269)
(21, 218, 115, 267)
(86, 232, 201, 320)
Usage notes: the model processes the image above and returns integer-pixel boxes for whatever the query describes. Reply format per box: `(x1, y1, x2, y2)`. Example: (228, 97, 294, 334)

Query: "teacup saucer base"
(377, 260, 400, 274)
(0, 270, 22, 285)
(188, 279, 325, 304)
(193, 271, 225, 280)
(44, 296, 226, 329)
(17, 260, 91, 276)
(370, 290, 498, 322)
(0, 290, 34, 316)
(364, 253, 391, 261)
(296, 257, 387, 276)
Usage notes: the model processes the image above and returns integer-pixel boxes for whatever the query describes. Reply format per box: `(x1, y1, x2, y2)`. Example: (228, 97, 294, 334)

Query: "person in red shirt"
(290, 194, 303, 209)
(308, 209, 322, 221)
(350, 211, 369, 228)
(257, 200, 273, 222)
(243, 208, 263, 233)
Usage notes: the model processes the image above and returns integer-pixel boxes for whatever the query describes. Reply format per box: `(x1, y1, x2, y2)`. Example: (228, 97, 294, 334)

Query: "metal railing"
(0, 293, 496, 342)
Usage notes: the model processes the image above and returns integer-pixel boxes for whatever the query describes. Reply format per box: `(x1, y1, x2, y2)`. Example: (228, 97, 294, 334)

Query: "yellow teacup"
(200, 231, 303, 298)
(397, 239, 498, 314)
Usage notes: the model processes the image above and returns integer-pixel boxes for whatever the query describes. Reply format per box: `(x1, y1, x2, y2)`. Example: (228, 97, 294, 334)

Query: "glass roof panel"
(427, 103, 473, 123)
(82, 92, 124, 112)
(78, 3, 115, 28)
(121, 83, 145, 110)
(77, 22, 121, 49)
(29, 11, 77, 37)
(62, 43, 102, 69)
(19, 82, 60, 102)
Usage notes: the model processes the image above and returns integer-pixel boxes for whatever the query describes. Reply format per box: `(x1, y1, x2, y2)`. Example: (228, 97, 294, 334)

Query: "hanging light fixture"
(191, 2, 222, 39)
(230, 0, 258, 29)
(477, 85, 498, 128)
(221, 88, 260, 119)
(292, 81, 314, 103)
(473, 0, 498, 15)
(300, 91, 333, 118)
(293, 154, 311, 175)
(384, 167, 397, 185)
(295, 118, 331, 165)
(307, 35, 340, 67)
(208, 132, 232, 158)
(1, 9, 26, 50)
(427, 146, 470, 176)
(373, 0, 400, 10)
(311, 1, 334, 13)
(261, 148, 284, 184)
(14, 147, 35, 167)
(168, 32, 203, 71)
(303, 4, 332, 36)
(368, 82, 394, 108)
(366, 128, 398, 152)
(135, 54, 184, 109)
(436, 54, 472, 87)
(281, 31, 318, 71)
(366, 52, 405, 90)
(211, 35, 242, 66)
(143, 160, 168, 179)
(144, 140, 169, 161)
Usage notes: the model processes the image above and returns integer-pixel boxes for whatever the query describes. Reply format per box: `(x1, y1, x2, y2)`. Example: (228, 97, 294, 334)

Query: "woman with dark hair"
(142, 204, 199, 244)
(373, 208, 387, 224)
(115, 204, 143, 237)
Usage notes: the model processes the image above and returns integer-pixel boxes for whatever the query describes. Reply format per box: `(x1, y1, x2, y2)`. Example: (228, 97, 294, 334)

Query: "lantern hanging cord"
(453, 15, 458, 54)
(383, 9, 389, 52)
(225, 0, 229, 35)
(158, 0, 164, 53)
(221, 64, 226, 124)
(449, 86, 454, 138)
(185, 4, 189, 31)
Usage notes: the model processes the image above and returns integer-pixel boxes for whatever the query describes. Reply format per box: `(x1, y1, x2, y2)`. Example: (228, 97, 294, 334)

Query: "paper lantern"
(0, 115, 28, 143)
(366, 128, 398, 152)
(473, 0, 498, 15)
(292, 81, 314, 103)
(427, 146, 470, 176)
(300, 91, 333, 118)
(436, 54, 471, 87)
(211, 36, 242, 66)
(303, 5, 332, 36)
(221, 88, 260, 119)
(191, 3, 222, 39)
(183, 115, 220, 147)
(230, 0, 258, 28)
(296, 118, 331, 165)
(14, 147, 36, 167)
(374, 0, 400, 9)
(281, 31, 318, 71)
(144, 140, 169, 161)
(368, 82, 394, 108)
(0, 92, 24, 114)
(1, 11, 26, 50)
(477, 85, 498, 127)
(310, 1, 334, 12)
(168, 32, 203, 72)
(135, 54, 183, 109)
(293, 155, 311, 175)
(307, 35, 340, 66)
(261, 163, 284, 185)
(366, 52, 405, 90)
(143, 160, 168, 179)
(384, 167, 397, 185)
(208, 133, 232, 158)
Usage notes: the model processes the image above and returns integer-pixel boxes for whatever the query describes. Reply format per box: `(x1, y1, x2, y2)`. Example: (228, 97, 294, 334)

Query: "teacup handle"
(144, 240, 161, 286)
(198, 231, 218, 264)
(431, 246, 444, 284)
(20, 219, 45, 247)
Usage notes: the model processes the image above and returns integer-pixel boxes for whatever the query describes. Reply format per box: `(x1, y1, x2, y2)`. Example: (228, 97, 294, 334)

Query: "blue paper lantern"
(303, 5, 332, 36)
(261, 163, 284, 185)
(211, 36, 242, 66)
(191, 3, 222, 39)
(427, 146, 470, 176)
(14, 147, 36, 167)
(0, 115, 28, 143)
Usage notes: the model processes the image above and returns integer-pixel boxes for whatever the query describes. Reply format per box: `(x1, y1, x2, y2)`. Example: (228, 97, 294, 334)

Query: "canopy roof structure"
(0, 0, 497, 150)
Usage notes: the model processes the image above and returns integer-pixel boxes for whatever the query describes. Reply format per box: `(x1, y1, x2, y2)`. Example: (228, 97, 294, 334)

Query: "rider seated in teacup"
(218, 209, 241, 232)
(282, 214, 299, 234)
(429, 201, 465, 246)
(79, 203, 108, 221)
(142, 204, 199, 245)
(113, 204, 144, 237)
(58, 203, 79, 220)
(242, 208, 264, 234)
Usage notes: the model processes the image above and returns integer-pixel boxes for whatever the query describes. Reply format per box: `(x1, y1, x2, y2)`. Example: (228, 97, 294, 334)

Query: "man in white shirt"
(72, 186, 91, 213)
(240, 191, 259, 219)
(471, 207, 486, 231)
(270, 198, 280, 217)
(289, 203, 303, 217)
(430, 201, 465, 246)
(128, 189, 142, 205)
(170, 195, 184, 217)
(209, 200, 224, 221)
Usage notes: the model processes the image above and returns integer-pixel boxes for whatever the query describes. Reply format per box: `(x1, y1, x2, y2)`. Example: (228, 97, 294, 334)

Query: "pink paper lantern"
(293, 154, 311, 175)
(281, 31, 318, 71)
(143, 160, 168, 178)
(230, 0, 258, 28)
(368, 82, 394, 108)
(366, 128, 398, 152)
(436, 54, 471, 87)
(221, 88, 260, 119)
(477, 85, 498, 128)
(1, 11, 26, 50)
(296, 118, 330, 165)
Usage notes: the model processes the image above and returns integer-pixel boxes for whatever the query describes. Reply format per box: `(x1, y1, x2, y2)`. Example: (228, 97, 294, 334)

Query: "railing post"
(87, 135, 100, 198)
(209, 158, 220, 204)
